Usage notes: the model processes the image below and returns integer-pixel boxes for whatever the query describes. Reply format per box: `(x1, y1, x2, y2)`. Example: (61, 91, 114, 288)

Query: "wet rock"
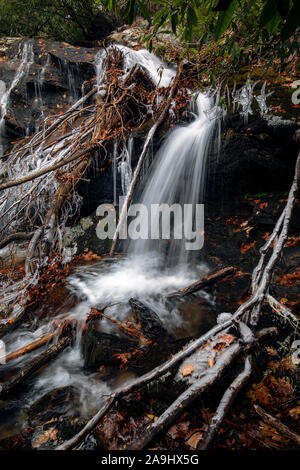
(207, 113, 299, 206)
(28, 386, 80, 428)
(62, 212, 112, 256)
(81, 320, 138, 370)
(129, 298, 171, 341)
(30, 416, 88, 450)
(0, 38, 98, 150)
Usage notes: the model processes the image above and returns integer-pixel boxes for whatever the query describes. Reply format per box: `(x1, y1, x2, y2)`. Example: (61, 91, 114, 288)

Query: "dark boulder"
(81, 320, 138, 370)
(27, 386, 80, 428)
(129, 298, 171, 341)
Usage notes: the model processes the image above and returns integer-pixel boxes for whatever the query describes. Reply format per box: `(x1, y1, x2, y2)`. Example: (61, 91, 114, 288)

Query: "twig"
(166, 266, 235, 298)
(266, 294, 299, 329)
(1, 331, 56, 363)
(254, 404, 300, 446)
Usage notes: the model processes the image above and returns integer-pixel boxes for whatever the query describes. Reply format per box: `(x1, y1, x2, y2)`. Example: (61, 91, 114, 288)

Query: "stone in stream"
(27, 386, 80, 428)
(81, 319, 138, 370)
(129, 298, 172, 341)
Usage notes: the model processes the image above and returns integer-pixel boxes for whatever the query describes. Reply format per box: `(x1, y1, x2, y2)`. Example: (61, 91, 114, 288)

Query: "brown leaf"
(182, 364, 194, 377)
(186, 431, 203, 449)
(32, 427, 58, 448)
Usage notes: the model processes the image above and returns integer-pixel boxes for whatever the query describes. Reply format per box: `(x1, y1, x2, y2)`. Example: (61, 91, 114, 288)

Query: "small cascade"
(0, 40, 34, 155)
(127, 92, 219, 265)
(33, 54, 50, 129)
(95, 44, 176, 89)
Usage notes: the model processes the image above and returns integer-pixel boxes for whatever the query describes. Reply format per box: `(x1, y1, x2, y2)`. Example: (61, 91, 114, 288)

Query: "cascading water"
(0, 41, 34, 155)
(127, 92, 218, 265)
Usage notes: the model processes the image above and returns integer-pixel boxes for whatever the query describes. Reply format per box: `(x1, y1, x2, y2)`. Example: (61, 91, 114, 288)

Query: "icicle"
(113, 141, 118, 206)
(255, 81, 274, 115)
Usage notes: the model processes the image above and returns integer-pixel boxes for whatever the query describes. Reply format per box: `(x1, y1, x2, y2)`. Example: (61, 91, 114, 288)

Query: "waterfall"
(126, 92, 219, 265)
(0, 41, 34, 155)
(33, 54, 50, 129)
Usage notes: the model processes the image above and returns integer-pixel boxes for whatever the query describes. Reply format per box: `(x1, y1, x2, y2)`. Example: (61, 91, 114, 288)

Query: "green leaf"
(214, 0, 237, 40)
(259, 0, 277, 28)
(281, 1, 300, 41)
(267, 10, 281, 34)
(187, 6, 198, 26)
(171, 12, 178, 34)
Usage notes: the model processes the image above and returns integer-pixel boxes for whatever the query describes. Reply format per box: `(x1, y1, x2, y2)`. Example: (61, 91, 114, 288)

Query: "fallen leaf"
(182, 364, 194, 377)
(186, 431, 203, 449)
(32, 427, 58, 448)
(208, 357, 214, 367)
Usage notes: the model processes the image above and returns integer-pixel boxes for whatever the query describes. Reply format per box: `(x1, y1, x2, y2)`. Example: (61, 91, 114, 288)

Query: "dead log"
(198, 355, 253, 449)
(1, 331, 56, 364)
(0, 334, 72, 399)
(109, 61, 184, 256)
(254, 404, 300, 446)
(166, 266, 235, 298)
(0, 232, 33, 249)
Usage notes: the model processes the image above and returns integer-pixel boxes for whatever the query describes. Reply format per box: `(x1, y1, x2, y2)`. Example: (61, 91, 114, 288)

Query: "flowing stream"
(0, 45, 221, 440)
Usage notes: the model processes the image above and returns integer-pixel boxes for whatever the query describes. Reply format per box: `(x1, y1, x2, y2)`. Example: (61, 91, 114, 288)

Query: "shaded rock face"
(81, 320, 137, 370)
(0, 38, 98, 150)
(206, 113, 299, 209)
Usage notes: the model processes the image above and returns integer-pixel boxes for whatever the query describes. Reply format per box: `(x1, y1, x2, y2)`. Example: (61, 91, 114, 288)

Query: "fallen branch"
(0, 146, 97, 192)
(198, 355, 253, 449)
(0, 334, 72, 398)
(266, 294, 299, 329)
(88, 307, 142, 340)
(130, 342, 243, 450)
(0, 232, 34, 249)
(254, 404, 300, 446)
(109, 61, 184, 256)
(56, 320, 240, 450)
(1, 331, 56, 364)
(166, 266, 235, 298)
